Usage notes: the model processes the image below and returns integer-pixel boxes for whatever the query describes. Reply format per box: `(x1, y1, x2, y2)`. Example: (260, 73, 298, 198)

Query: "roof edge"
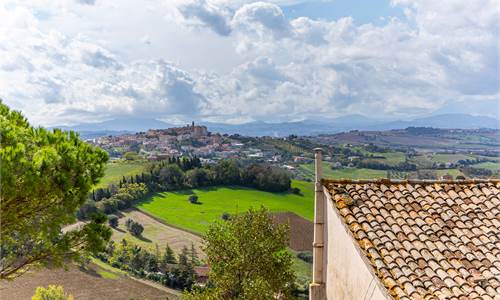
(321, 178, 500, 185)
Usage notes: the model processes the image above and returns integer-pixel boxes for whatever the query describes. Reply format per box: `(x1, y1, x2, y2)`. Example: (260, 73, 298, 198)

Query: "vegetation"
(0, 102, 111, 279)
(80, 158, 294, 220)
(125, 219, 144, 237)
(94, 161, 146, 189)
(137, 180, 314, 234)
(108, 215, 119, 228)
(99, 239, 198, 291)
(31, 285, 73, 300)
(187, 207, 295, 299)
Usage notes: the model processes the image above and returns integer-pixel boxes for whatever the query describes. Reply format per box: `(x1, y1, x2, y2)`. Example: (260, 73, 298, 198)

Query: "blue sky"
(0, 0, 498, 126)
(282, 0, 405, 25)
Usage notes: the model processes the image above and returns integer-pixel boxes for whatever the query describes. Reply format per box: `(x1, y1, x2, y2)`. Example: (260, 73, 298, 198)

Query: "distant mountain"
(55, 114, 499, 138)
(54, 117, 174, 132)
(372, 114, 500, 131)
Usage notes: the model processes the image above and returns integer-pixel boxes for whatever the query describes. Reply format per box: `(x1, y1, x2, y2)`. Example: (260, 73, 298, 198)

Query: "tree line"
(78, 158, 292, 219)
(97, 239, 199, 291)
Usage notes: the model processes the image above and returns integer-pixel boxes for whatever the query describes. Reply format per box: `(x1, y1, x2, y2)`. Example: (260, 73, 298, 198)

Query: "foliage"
(213, 159, 241, 185)
(123, 151, 140, 161)
(241, 164, 291, 192)
(104, 239, 196, 291)
(185, 168, 211, 188)
(0, 102, 111, 279)
(125, 219, 144, 237)
(188, 195, 199, 204)
(188, 207, 295, 299)
(162, 244, 177, 265)
(31, 285, 73, 300)
(296, 251, 313, 264)
(108, 215, 119, 228)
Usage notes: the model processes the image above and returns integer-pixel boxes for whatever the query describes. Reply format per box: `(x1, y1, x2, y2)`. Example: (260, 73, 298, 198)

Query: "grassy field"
(110, 209, 204, 257)
(428, 154, 474, 163)
(95, 160, 148, 188)
(299, 162, 388, 180)
(137, 180, 314, 234)
(428, 168, 464, 178)
(471, 162, 500, 171)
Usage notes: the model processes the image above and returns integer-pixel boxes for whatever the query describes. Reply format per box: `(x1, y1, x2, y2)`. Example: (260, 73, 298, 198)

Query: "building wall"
(323, 189, 390, 300)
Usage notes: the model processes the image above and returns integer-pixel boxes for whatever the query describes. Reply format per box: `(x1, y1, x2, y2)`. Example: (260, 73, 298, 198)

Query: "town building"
(310, 149, 499, 300)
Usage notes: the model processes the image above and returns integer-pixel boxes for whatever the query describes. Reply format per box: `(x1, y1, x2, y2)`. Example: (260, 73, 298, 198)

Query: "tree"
(129, 221, 144, 237)
(31, 285, 73, 300)
(108, 215, 119, 228)
(188, 207, 295, 299)
(190, 243, 199, 266)
(0, 102, 111, 279)
(188, 195, 199, 204)
(123, 151, 139, 161)
(162, 244, 177, 265)
(185, 168, 210, 188)
(213, 159, 240, 185)
(159, 164, 185, 188)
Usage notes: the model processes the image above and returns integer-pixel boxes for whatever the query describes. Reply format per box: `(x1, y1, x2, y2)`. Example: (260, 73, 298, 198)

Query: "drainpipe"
(310, 148, 326, 299)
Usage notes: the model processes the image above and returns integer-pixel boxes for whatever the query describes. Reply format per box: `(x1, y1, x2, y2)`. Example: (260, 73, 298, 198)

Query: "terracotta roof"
(323, 179, 500, 300)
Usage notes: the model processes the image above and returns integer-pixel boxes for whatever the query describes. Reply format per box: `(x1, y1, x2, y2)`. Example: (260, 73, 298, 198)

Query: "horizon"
(1, 1, 498, 127)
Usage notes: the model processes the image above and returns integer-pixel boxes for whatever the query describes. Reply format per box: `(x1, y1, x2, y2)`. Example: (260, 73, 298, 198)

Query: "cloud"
(76, 0, 96, 5)
(178, 0, 232, 35)
(232, 2, 291, 38)
(1, 0, 498, 126)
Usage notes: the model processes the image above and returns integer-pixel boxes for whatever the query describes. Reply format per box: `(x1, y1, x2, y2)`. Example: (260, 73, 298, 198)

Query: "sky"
(0, 0, 498, 126)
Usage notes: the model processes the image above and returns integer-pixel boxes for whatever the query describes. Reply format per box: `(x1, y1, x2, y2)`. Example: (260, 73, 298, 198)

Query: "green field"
(299, 162, 387, 180)
(137, 180, 314, 234)
(96, 160, 148, 188)
(471, 162, 500, 171)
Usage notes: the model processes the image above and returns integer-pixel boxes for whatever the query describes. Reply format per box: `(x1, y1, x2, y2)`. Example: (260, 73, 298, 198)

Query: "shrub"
(221, 212, 231, 221)
(128, 221, 144, 237)
(188, 195, 199, 204)
(291, 187, 302, 195)
(297, 251, 313, 264)
(32, 285, 73, 300)
(108, 215, 119, 228)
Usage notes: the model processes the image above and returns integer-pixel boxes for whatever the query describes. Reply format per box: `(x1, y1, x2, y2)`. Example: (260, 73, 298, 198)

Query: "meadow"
(137, 180, 314, 234)
(298, 162, 387, 180)
(95, 160, 148, 188)
(471, 162, 500, 171)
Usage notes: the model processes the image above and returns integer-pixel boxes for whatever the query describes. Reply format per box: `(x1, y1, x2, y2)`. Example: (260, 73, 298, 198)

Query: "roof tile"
(325, 179, 500, 300)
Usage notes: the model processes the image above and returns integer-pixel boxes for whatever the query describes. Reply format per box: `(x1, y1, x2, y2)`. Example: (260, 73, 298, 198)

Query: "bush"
(108, 215, 119, 228)
(32, 285, 73, 300)
(221, 212, 231, 221)
(188, 195, 199, 204)
(126, 220, 144, 237)
(291, 187, 302, 195)
(297, 251, 313, 264)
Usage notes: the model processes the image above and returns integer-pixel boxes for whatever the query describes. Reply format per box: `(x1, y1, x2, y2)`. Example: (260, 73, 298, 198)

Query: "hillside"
(0, 263, 179, 300)
(136, 180, 314, 234)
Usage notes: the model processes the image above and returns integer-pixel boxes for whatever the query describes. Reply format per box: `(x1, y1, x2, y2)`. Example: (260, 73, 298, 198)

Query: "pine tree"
(163, 244, 177, 264)
(190, 243, 199, 266)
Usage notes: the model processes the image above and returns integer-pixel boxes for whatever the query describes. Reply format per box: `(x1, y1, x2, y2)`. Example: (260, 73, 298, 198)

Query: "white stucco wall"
(323, 188, 390, 300)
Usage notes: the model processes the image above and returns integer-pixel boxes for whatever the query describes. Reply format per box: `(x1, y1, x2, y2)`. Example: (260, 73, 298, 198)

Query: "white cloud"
(0, 0, 498, 126)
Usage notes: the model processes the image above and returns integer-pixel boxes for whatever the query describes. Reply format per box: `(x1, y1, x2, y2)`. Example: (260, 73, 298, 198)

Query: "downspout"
(310, 148, 326, 299)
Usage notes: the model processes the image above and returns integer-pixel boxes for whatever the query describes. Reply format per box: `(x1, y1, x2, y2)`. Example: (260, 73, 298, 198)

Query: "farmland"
(137, 180, 314, 234)
(298, 162, 388, 181)
(0, 263, 179, 300)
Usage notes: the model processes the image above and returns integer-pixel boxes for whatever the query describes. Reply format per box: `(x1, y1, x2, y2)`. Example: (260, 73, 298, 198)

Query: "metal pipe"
(310, 148, 326, 299)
